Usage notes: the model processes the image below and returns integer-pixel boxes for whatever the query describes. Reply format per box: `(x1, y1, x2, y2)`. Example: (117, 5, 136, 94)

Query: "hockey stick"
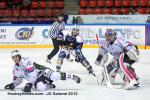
(96, 34, 121, 89)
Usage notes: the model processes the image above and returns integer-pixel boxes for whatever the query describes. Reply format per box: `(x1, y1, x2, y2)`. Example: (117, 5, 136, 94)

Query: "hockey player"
(95, 29, 140, 90)
(4, 50, 81, 92)
(56, 27, 95, 75)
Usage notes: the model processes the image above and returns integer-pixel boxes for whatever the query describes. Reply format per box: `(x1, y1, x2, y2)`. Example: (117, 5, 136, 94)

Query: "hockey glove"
(5, 83, 15, 90)
(23, 83, 33, 92)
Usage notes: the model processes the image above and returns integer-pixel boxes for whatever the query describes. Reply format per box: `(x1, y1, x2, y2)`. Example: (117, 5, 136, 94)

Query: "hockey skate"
(45, 58, 51, 64)
(66, 54, 74, 62)
(56, 66, 61, 72)
(48, 84, 56, 89)
(87, 66, 96, 76)
(73, 75, 81, 84)
(66, 57, 74, 62)
(125, 79, 139, 90)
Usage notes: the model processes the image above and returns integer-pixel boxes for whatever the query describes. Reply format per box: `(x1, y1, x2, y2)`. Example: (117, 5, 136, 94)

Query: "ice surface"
(0, 48, 150, 100)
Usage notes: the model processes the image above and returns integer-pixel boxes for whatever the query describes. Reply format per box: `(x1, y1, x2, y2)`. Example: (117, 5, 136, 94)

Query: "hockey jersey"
(13, 57, 37, 87)
(101, 37, 137, 60)
(62, 30, 83, 50)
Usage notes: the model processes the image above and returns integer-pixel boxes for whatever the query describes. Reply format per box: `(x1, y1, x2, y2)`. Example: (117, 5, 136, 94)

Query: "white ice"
(0, 48, 150, 100)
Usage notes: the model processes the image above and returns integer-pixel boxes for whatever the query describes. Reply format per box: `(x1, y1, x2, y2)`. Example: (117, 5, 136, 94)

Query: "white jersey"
(101, 37, 137, 60)
(13, 57, 37, 87)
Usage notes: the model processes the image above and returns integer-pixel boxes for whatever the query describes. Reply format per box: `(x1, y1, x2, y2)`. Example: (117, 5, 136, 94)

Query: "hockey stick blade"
(106, 82, 122, 89)
(90, 72, 96, 77)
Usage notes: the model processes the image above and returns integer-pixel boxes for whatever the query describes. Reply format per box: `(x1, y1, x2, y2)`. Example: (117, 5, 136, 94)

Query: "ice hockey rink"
(0, 48, 150, 100)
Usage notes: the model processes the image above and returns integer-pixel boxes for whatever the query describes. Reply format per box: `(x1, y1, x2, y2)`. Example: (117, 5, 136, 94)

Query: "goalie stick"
(96, 34, 121, 89)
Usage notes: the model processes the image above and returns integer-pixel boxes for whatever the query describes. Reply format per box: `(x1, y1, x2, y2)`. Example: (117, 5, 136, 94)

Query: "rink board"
(0, 24, 146, 49)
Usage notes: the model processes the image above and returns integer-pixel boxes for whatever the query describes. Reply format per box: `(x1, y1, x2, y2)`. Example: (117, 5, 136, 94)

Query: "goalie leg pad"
(95, 55, 103, 66)
(106, 61, 118, 84)
(106, 62, 117, 74)
(119, 53, 135, 81)
(128, 66, 138, 80)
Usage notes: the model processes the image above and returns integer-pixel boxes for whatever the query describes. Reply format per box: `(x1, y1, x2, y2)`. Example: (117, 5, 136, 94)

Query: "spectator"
(146, 16, 150, 23)
(129, 8, 140, 15)
(76, 16, 83, 24)
(6, 0, 23, 9)
(63, 14, 68, 24)
(22, 0, 31, 9)
(72, 16, 78, 24)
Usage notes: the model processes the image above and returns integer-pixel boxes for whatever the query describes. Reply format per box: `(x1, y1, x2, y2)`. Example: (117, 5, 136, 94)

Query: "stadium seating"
(46, 9, 55, 17)
(0, 10, 3, 17)
(55, 9, 63, 15)
(48, 1, 55, 8)
(38, 9, 45, 17)
(113, 8, 121, 14)
(95, 8, 103, 14)
(104, 8, 112, 14)
(131, 0, 139, 7)
(5, 10, 12, 17)
(89, 0, 97, 7)
(20, 9, 28, 17)
(39, 1, 47, 8)
(140, 0, 147, 7)
(106, 0, 114, 7)
(123, 0, 130, 7)
(56, 1, 64, 8)
(80, 0, 88, 7)
(80, 8, 86, 15)
(1, 0, 150, 21)
(122, 8, 129, 14)
(138, 8, 147, 14)
(0, 1, 6, 9)
(29, 9, 37, 17)
(87, 8, 95, 14)
(13, 9, 20, 17)
(115, 0, 122, 7)
(31, 1, 39, 9)
(97, 0, 104, 7)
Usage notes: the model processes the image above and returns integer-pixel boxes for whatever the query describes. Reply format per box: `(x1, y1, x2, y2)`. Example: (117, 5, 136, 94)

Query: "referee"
(46, 14, 65, 63)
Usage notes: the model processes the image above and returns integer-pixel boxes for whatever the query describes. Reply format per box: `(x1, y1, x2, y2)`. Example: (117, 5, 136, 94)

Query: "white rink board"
(0, 25, 145, 46)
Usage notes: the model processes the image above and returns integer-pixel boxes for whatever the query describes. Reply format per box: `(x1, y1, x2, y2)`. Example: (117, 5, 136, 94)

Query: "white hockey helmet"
(72, 25, 79, 37)
(11, 50, 21, 58)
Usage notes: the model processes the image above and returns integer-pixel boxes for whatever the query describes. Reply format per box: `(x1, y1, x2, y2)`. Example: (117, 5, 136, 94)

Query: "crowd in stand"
(0, 0, 150, 24)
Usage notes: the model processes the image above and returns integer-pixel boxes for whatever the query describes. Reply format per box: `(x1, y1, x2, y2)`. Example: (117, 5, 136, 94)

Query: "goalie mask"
(105, 29, 117, 44)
